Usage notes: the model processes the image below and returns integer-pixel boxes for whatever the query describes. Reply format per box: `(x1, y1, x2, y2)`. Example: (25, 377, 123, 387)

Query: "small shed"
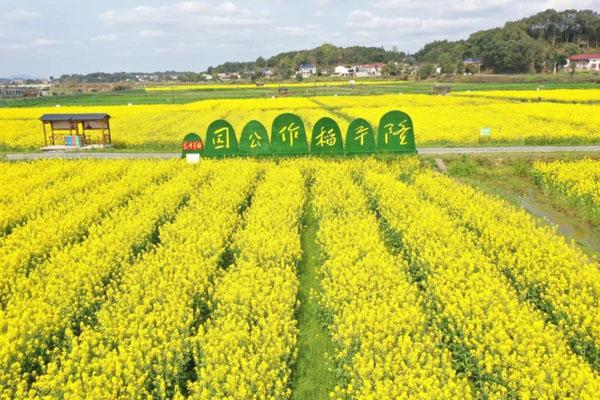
(432, 85, 451, 95)
(40, 113, 112, 147)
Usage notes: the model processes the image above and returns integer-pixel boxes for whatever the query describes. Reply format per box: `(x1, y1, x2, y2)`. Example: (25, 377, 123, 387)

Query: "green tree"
(438, 53, 456, 74)
(417, 64, 435, 80)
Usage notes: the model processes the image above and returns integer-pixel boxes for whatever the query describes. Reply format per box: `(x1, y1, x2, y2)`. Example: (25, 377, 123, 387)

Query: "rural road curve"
(4, 145, 600, 160)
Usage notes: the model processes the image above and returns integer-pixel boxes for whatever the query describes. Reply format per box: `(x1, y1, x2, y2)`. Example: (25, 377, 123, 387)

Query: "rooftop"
(569, 53, 600, 61)
(40, 113, 111, 122)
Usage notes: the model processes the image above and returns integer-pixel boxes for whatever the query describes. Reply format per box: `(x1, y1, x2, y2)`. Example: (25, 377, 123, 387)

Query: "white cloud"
(176, 1, 209, 13)
(3, 37, 60, 51)
(4, 9, 42, 20)
(139, 29, 172, 38)
(31, 38, 59, 46)
(218, 2, 238, 13)
(99, 1, 269, 27)
(275, 24, 320, 36)
(346, 10, 484, 33)
(91, 34, 119, 42)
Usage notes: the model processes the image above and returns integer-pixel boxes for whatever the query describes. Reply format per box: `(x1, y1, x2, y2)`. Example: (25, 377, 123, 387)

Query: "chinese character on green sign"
(205, 119, 239, 157)
(239, 120, 270, 156)
(271, 113, 308, 155)
(346, 118, 375, 154)
(377, 111, 416, 154)
(311, 117, 343, 155)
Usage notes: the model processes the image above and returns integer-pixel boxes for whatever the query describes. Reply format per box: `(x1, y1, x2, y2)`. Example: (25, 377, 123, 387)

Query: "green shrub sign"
(311, 117, 343, 155)
(205, 119, 238, 157)
(181, 132, 203, 157)
(271, 113, 308, 155)
(377, 111, 416, 153)
(346, 119, 375, 154)
(240, 120, 270, 155)
(184, 110, 417, 158)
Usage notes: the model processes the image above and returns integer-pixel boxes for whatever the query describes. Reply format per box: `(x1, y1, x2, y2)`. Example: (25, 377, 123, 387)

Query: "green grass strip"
(290, 204, 337, 400)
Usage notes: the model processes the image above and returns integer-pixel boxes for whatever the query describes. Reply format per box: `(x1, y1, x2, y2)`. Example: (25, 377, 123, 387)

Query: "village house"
(354, 63, 384, 77)
(335, 63, 384, 77)
(260, 68, 274, 77)
(566, 53, 600, 71)
(334, 65, 352, 76)
(217, 72, 241, 81)
(463, 58, 482, 73)
(298, 64, 317, 77)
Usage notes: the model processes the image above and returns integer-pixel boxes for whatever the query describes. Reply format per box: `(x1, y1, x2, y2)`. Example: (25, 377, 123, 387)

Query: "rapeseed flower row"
(0, 162, 207, 398)
(0, 160, 87, 208)
(27, 161, 259, 399)
(532, 159, 600, 226)
(312, 162, 471, 399)
(189, 164, 305, 399)
(0, 160, 178, 308)
(413, 170, 600, 357)
(364, 171, 600, 399)
(455, 88, 600, 103)
(0, 161, 126, 235)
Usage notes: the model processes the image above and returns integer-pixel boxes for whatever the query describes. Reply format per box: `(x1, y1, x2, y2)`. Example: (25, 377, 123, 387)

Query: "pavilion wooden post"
(106, 119, 111, 145)
(43, 123, 47, 146)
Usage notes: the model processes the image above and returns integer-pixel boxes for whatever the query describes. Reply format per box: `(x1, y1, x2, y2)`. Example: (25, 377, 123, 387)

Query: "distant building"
(334, 65, 351, 76)
(0, 85, 50, 99)
(217, 72, 241, 81)
(463, 58, 482, 73)
(261, 68, 274, 77)
(335, 63, 384, 77)
(354, 63, 384, 77)
(298, 64, 317, 77)
(566, 53, 600, 71)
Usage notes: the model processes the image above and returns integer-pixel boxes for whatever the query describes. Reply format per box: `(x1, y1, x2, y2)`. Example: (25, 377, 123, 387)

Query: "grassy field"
(1, 80, 598, 108)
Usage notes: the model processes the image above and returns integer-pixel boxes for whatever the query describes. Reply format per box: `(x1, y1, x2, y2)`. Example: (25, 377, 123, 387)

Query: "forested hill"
(415, 9, 600, 73)
(209, 44, 405, 74)
(213, 8, 599, 75)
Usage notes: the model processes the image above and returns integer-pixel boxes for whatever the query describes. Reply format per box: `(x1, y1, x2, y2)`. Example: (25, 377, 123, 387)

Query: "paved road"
(4, 145, 600, 161)
(418, 145, 600, 155)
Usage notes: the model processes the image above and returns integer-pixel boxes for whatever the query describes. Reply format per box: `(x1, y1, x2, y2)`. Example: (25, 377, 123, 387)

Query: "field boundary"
(4, 145, 600, 160)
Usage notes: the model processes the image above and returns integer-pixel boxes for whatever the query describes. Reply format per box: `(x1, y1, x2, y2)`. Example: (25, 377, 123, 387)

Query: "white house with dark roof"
(298, 64, 317, 77)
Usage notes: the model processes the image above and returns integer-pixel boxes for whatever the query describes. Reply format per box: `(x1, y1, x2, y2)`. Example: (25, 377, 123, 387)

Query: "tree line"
(415, 9, 600, 74)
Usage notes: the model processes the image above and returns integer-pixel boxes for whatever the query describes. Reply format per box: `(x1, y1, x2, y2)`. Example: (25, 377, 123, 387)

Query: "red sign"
(183, 141, 203, 151)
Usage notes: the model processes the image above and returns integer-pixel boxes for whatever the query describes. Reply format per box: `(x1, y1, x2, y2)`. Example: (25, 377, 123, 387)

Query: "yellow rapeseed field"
(533, 159, 600, 225)
(0, 158, 599, 399)
(455, 88, 600, 103)
(1, 92, 599, 150)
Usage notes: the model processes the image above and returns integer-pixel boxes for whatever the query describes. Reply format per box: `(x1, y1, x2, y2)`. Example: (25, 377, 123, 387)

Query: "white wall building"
(334, 65, 351, 76)
(298, 64, 317, 77)
(354, 63, 384, 77)
(566, 54, 600, 71)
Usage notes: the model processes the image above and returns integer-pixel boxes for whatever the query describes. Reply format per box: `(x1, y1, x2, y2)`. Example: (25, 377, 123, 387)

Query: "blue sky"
(0, 0, 597, 77)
